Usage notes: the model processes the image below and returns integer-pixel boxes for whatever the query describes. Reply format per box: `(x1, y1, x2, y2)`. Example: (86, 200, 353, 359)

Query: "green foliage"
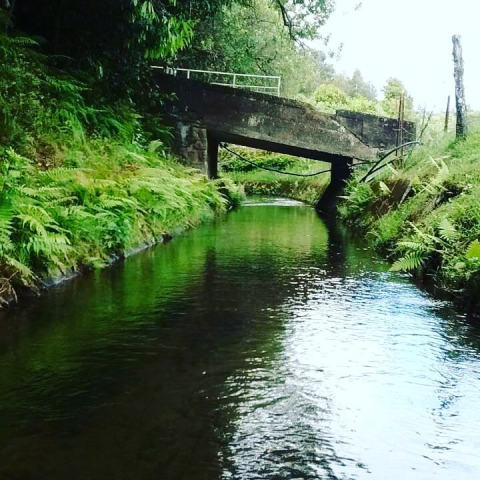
(0, 15, 241, 305)
(314, 84, 347, 106)
(336, 69, 377, 100)
(305, 83, 383, 115)
(337, 181, 376, 226)
(0, 23, 96, 155)
(0, 141, 235, 299)
(222, 148, 330, 205)
(4, 0, 334, 100)
(298, 74, 417, 118)
(269, 0, 334, 40)
(438, 218, 458, 242)
(466, 239, 480, 259)
(390, 251, 427, 272)
(339, 130, 480, 301)
(220, 148, 295, 173)
(177, 0, 335, 98)
(381, 77, 414, 120)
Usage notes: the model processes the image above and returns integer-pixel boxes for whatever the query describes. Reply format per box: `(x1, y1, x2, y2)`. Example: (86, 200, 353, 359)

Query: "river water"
(0, 199, 480, 479)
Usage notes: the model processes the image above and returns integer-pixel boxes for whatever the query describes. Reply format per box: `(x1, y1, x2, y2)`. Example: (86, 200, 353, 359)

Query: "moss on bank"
(338, 132, 480, 305)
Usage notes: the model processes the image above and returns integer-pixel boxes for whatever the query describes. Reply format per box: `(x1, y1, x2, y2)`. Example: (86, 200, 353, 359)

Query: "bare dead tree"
(452, 35, 467, 139)
(444, 95, 451, 133)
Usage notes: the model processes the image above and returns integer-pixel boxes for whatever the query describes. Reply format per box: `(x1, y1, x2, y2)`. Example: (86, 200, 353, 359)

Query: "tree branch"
(273, 0, 295, 40)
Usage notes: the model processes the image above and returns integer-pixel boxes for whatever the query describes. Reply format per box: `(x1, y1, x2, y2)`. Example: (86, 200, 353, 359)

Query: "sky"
(315, 0, 480, 111)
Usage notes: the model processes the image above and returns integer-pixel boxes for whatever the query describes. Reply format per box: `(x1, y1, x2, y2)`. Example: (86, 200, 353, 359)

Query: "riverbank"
(223, 137, 480, 314)
(0, 24, 244, 308)
(0, 140, 243, 308)
(338, 132, 480, 312)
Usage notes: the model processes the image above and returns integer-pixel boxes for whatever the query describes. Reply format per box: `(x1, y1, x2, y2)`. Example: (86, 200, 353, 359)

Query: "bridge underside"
(207, 130, 353, 165)
(206, 131, 352, 213)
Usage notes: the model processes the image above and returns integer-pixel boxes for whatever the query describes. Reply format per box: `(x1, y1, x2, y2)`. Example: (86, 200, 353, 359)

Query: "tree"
(177, 0, 335, 97)
(312, 83, 380, 115)
(332, 70, 376, 101)
(452, 34, 467, 139)
(5, 0, 247, 96)
(5, 0, 334, 100)
(348, 69, 377, 100)
(381, 77, 414, 118)
(270, 0, 334, 40)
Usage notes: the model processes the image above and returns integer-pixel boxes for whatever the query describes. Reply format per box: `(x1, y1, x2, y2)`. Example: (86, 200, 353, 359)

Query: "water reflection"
(0, 200, 479, 479)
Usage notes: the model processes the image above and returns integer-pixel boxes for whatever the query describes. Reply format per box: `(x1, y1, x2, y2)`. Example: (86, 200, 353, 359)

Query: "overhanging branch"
(273, 0, 295, 40)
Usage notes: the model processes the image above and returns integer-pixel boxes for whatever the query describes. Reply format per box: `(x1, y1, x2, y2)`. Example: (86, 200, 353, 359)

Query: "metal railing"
(152, 66, 282, 97)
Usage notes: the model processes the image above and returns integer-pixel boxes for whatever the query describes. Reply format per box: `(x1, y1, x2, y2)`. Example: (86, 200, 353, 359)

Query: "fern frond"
(4, 257, 35, 283)
(390, 252, 427, 272)
(466, 239, 480, 260)
(38, 168, 78, 183)
(407, 222, 439, 245)
(397, 241, 429, 252)
(438, 218, 458, 242)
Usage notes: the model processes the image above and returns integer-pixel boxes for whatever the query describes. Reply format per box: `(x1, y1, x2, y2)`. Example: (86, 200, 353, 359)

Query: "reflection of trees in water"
(192, 210, 359, 479)
(0, 206, 334, 479)
(2, 205, 477, 479)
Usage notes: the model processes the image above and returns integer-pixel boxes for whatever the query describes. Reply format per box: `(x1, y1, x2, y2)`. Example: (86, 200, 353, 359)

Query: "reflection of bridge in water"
(155, 69, 416, 212)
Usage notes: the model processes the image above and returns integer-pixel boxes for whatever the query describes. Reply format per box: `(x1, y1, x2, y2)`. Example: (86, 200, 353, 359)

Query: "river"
(0, 198, 479, 479)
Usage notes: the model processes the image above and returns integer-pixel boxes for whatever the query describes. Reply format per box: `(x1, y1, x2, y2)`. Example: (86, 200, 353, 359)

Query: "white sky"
(316, 0, 480, 111)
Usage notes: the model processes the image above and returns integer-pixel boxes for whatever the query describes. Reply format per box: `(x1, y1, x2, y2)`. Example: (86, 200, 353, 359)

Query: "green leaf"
(438, 218, 458, 242)
(390, 252, 426, 272)
(466, 239, 480, 259)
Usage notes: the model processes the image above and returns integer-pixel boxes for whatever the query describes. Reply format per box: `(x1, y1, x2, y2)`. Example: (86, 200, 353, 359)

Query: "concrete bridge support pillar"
(206, 132, 219, 179)
(315, 159, 353, 214)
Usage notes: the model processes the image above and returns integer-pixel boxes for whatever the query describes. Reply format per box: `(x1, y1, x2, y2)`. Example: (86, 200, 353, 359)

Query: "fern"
(390, 251, 427, 272)
(397, 240, 429, 252)
(38, 168, 78, 183)
(421, 157, 450, 194)
(0, 204, 14, 255)
(466, 239, 480, 260)
(438, 218, 458, 242)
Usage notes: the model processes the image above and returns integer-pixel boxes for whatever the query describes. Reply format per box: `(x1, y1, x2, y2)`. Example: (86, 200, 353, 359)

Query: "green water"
(0, 199, 479, 479)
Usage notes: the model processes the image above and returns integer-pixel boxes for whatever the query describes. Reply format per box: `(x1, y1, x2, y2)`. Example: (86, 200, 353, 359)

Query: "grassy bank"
(0, 25, 243, 307)
(0, 141, 243, 307)
(338, 131, 480, 305)
(220, 147, 330, 205)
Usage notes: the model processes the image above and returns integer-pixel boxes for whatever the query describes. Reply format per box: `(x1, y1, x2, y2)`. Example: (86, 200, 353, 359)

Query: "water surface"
(0, 199, 479, 479)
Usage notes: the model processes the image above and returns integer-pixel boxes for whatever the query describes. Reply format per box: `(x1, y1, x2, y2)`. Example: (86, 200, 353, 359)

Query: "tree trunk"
(452, 35, 467, 139)
(444, 95, 451, 133)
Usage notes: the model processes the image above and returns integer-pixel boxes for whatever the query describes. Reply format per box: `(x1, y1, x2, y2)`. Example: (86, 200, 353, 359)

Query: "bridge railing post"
(152, 66, 282, 96)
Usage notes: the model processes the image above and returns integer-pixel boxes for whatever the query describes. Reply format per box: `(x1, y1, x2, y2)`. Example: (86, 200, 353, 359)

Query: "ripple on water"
(0, 204, 480, 480)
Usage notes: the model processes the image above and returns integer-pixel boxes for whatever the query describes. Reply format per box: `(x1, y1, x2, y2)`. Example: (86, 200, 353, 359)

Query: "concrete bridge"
(156, 73, 416, 211)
